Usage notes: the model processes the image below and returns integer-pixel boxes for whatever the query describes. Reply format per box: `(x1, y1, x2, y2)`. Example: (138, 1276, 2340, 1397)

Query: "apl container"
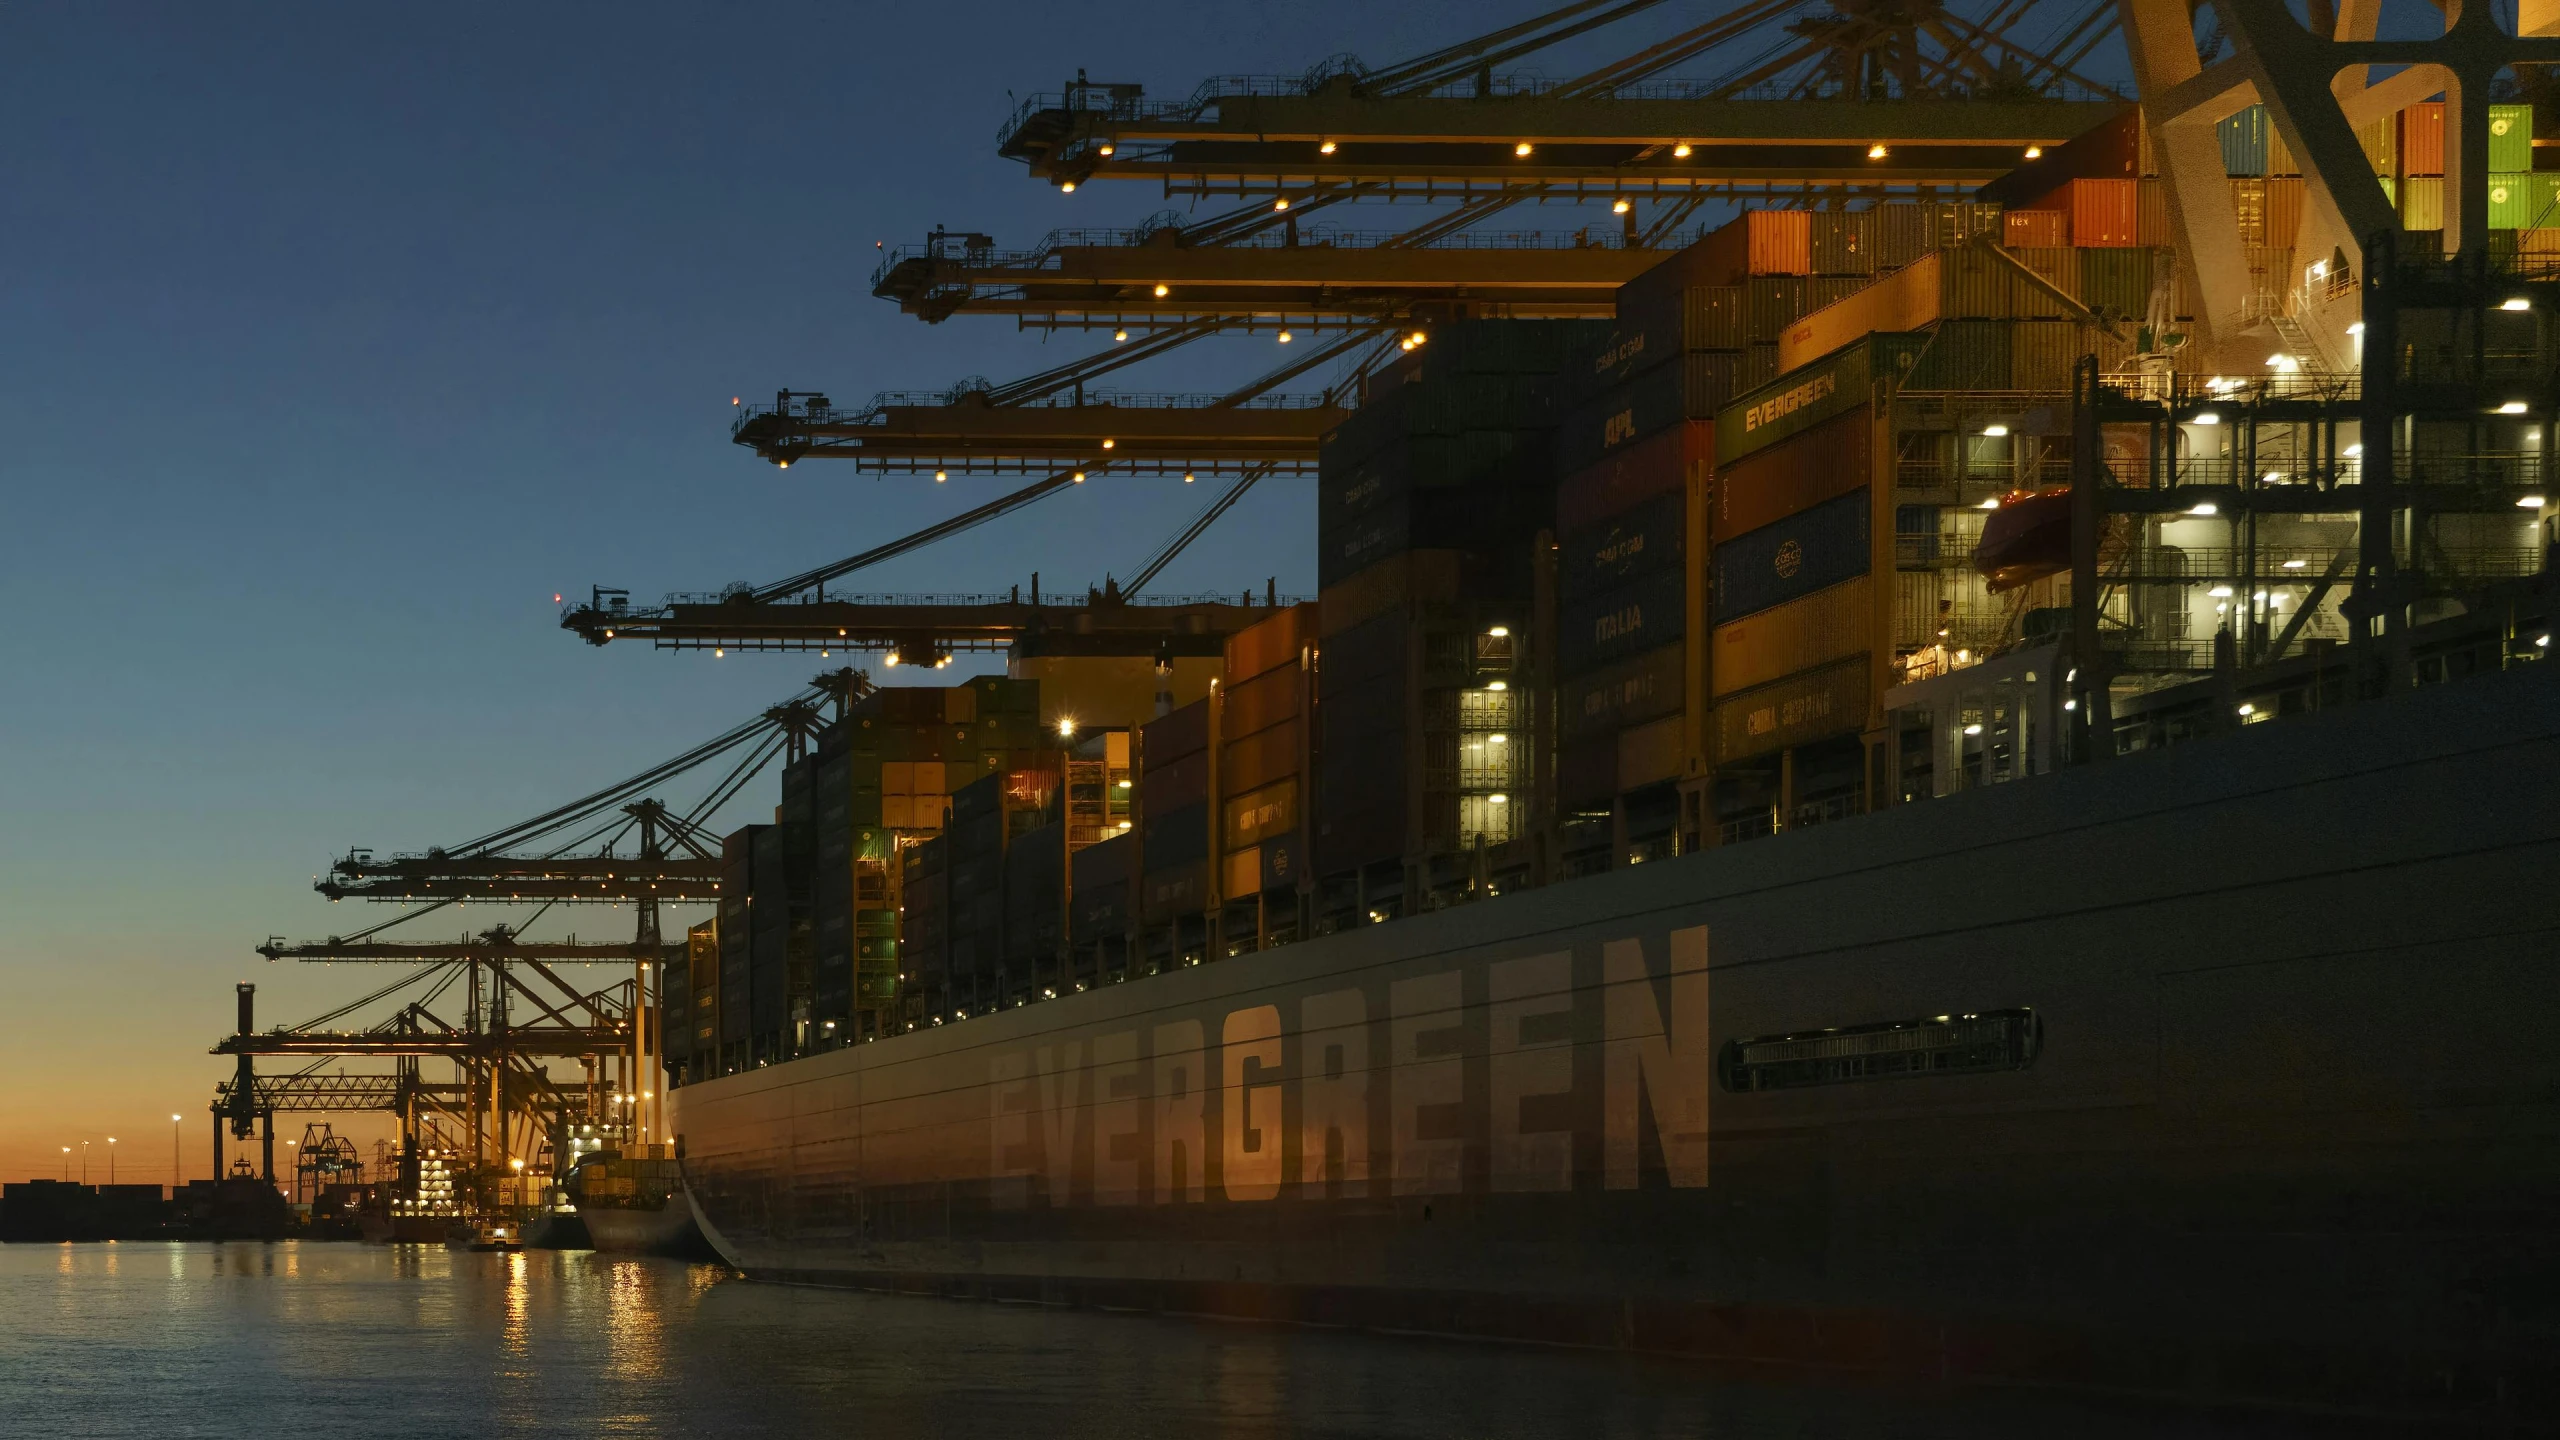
(1555, 419, 1710, 535)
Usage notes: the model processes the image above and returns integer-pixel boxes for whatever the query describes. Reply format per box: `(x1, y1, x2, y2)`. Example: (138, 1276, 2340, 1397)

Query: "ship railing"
(656, 589, 1309, 609)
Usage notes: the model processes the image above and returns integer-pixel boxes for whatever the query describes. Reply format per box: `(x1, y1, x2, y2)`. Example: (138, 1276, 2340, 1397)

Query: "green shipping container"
(2490, 103, 2535, 175)
(2487, 173, 2560, 231)
(2078, 246, 2153, 319)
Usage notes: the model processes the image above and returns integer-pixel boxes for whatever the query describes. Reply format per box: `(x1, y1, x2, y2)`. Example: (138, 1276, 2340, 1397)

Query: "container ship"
(650, 103, 2560, 1421)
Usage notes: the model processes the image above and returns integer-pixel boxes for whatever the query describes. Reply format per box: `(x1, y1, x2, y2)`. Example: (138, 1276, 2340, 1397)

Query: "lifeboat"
(1972, 487, 2074, 592)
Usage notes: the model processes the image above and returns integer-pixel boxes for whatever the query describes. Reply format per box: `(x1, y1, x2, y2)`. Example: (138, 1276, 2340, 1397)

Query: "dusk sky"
(0, 1, 1590, 1181)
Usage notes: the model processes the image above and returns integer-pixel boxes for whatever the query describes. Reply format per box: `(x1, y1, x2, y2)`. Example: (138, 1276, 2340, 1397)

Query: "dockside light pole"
(172, 1114, 183, 1189)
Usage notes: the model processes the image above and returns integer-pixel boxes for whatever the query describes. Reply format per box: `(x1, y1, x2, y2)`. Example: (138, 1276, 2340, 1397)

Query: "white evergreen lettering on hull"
(1606, 927, 1711, 1189)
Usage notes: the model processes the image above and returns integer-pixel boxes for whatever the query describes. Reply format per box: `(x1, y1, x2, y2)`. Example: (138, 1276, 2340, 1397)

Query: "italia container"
(1553, 420, 1711, 805)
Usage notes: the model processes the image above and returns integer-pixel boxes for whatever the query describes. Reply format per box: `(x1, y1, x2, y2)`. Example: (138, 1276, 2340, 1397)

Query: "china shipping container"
(1711, 653, 1872, 765)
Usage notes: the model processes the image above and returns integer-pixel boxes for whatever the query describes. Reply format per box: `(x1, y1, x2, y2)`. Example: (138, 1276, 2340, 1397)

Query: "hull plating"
(672, 665, 2560, 1418)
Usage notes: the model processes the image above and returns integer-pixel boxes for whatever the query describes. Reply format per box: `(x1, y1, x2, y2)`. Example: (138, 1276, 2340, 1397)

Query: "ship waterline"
(673, 664, 2560, 1421)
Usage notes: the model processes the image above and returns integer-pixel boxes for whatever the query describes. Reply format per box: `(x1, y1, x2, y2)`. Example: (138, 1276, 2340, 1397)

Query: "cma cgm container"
(1552, 420, 1707, 841)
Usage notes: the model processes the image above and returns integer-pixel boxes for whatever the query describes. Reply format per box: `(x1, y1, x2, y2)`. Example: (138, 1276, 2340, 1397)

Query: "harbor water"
(0, 1243, 2341, 1437)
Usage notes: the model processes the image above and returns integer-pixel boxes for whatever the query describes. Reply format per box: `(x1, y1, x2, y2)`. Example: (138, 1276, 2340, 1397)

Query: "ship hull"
(578, 1202, 702, 1255)
(672, 665, 2560, 1420)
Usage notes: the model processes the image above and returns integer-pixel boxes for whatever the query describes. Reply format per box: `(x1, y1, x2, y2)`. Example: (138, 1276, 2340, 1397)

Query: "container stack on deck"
(660, 98, 2559, 1073)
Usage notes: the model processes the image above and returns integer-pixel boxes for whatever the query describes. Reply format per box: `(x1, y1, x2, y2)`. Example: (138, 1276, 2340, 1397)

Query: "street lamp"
(172, 1115, 183, 1189)
(60, 1147, 69, 1181)
(107, 1138, 116, 1186)
(80, 1140, 89, 1186)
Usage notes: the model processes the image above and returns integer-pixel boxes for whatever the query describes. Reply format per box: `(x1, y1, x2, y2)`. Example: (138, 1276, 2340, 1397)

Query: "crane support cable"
(441, 689, 820, 856)
(285, 962, 454, 1034)
(1222, 324, 1390, 408)
(1363, 0, 1671, 95)
(1555, 0, 1803, 96)
(1124, 464, 1276, 596)
(752, 466, 1088, 602)
(984, 318, 1228, 407)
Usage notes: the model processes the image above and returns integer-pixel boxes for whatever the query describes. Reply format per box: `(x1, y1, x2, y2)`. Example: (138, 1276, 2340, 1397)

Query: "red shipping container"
(2067, 179, 2140, 247)
(1557, 419, 1712, 535)
(2004, 210, 2069, 247)
(2403, 101, 2445, 177)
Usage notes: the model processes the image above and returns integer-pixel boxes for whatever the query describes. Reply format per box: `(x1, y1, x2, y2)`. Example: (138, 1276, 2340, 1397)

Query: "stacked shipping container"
(1217, 604, 1315, 951)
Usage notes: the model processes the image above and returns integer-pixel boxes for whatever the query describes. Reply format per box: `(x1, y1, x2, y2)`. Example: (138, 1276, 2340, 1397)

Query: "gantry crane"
(1000, 0, 2125, 200)
(227, 676, 877, 1215)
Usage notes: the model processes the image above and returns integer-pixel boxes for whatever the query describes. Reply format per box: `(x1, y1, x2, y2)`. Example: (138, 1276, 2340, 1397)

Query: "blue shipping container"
(2219, 105, 2268, 178)
(1556, 567, 1688, 679)
(1711, 487, 1871, 623)
(1559, 489, 1686, 601)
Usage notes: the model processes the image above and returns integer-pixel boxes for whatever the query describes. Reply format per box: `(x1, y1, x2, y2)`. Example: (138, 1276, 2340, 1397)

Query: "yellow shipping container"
(1616, 713, 1685, 789)
(2401, 175, 2443, 232)
(1710, 575, 1874, 699)
(1777, 256, 1942, 372)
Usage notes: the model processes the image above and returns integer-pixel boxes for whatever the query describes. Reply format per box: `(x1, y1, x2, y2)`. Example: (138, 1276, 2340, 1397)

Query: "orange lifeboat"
(1972, 487, 2074, 592)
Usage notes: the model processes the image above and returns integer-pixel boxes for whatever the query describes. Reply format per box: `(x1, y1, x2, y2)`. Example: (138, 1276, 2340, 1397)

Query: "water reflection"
(0, 1245, 2295, 1439)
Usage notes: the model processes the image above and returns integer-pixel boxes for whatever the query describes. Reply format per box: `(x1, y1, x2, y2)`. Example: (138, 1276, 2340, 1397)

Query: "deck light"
(2343, 442, 2363, 458)
(1410, 330, 1427, 345)
(2502, 297, 2532, 311)
(1978, 498, 2000, 509)
(2238, 703, 2256, 716)
(1278, 330, 1293, 343)
(1319, 141, 1337, 155)
(1060, 182, 1076, 193)
(1672, 143, 1692, 157)
(1274, 197, 1289, 211)
(2024, 144, 2043, 159)
(2189, 503, 2218, 516)
(2209, 585, 2234, 598)
(1515, 142, 1534, 156)
(2500, 401, 2532, 415)
(1488, 625, 1509, 637)
(1868, 143, 1888, 159)
(1489, 734, 1508, 744)
(1489, 794, 1508, 804)
(1963, 723, 1984, 735)
(1114, 329, 1128, 342)
(1183, 473, 1195, 483)
(1981, 424, 2008, 437)
(1153, 283, 1168, 297)
(1073, 471, 1085, 482)
(2192, 411, 2220, 426)
(934, 470, 946, 482)
(1101, 438, 1114, 449)
(714, 648, 725, 657)
(1058, 718, 1077, 737)
(1613, 198, 1631, 214)
(1097, 144, 1114, 157)
(2346, 322, 2365, 335)
(2521, 495, 2548, 508)
(2283, 559, 2307, 569)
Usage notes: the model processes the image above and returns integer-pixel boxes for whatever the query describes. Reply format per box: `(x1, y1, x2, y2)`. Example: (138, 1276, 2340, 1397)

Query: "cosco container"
(1710, 487, 1871, 624)
(1710, 574, 1875, 699)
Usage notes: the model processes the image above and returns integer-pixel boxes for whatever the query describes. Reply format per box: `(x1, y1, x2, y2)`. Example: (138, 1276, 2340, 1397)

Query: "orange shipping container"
(1696, 209, 1812, 284)
(1221, 663, 1299, 741)
(2068, 179, 2140, 247)
(2004, 210, 2069, 248)
(1715, 407, 1873, 539)
(2403, 101, 2444, 176)
(1317, 549, 1460, 637)
(1223, 602, 1315, 685)
(1219, 717, 1300, 797)
(2136, 177, 2172, 247)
